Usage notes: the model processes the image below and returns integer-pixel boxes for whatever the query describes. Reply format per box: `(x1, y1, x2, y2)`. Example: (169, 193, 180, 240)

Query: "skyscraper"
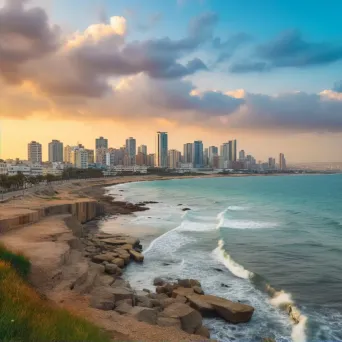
(96, 147, 107, 165)
(220, 142, 231, 162)
(64, 145, 72, 163)
(268, 157, 276, 169)
(183, 143, 193, 164)
(168, 149, 181, 168)
(95, 137, 108, 149)
(192, 141, 203, 168)
(230, 140, 237, 162)
(279, 153, 286, 170)
(28, 141, 42, 164)
(125, 137, 136, 166)
(138, 145, 147, 155)
(239, 149, 245, 161)
(208, 146, 218, 166)
(48, 140, 63, 162)
(155, 132, 168, 168)
(203, 148, 209, 166)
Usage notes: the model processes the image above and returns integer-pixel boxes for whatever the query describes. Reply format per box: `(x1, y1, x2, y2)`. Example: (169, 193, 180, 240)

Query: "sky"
(1, 0, 342, 162)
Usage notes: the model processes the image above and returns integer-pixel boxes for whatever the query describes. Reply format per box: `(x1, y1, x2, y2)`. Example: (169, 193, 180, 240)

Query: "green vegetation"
(0, 246, 111, 342)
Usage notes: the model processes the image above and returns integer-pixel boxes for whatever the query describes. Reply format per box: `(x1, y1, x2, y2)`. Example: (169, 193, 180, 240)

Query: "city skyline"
(1, 0, 342, 163)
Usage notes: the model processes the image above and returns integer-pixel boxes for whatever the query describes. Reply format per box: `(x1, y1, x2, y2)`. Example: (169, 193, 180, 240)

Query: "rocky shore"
(80, 228, 255, 339)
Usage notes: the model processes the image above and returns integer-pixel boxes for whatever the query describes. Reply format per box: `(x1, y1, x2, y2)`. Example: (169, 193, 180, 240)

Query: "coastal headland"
(0, 175, 258, 342)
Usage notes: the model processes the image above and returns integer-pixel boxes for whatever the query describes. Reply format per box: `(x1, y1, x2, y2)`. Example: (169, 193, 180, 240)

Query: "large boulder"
(112, 277, 131, 288)
(157, 316, 181, 329)
(111, 258, 125, 268)
(160, 302, 202, 334)
(129, 249, 144, 262)
(193, 286, 204, 295)
(116, 250, 131, 264)
(195, 325, 210, 338)
(90, 286, 115, 310)
(129, 307, 158, 325)
(153, 277, 165, 286)
(172, 287, 194, 298)
(115, 302, 133, 315)
(92, 253, 117, 263)
(177, 279, 201, 288)
(104, 263, 122, 275)
(120, 244, 133, 250)
(187, 294, 215, 316)
(136, 295, 153, 308)
(112, 287, 133, 304)
(201, 295, 254, 323)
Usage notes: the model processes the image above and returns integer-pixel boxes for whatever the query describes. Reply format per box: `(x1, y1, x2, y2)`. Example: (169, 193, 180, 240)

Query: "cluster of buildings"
(0, 133, 287, 176)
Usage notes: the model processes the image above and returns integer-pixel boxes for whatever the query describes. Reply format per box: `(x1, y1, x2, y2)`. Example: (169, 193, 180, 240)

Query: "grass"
(0, 246, 111, 342)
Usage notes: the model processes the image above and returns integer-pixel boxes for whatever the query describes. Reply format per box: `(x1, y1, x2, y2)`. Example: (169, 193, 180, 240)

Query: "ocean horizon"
(101, 174, 342, 342)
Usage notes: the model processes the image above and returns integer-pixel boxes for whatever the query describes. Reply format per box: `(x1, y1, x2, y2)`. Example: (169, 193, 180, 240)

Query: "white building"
(48, 140, 63, 162)
(30, 165, 44, 176)
(155, 132, 168, 168)
(75, 149, 88, 169)
(111, 165, 147, 173)
(7, 164, 31, 176)
(0, 161, 7, 175)
(28, 141, 42, 164)
(43, 168, 63, 176)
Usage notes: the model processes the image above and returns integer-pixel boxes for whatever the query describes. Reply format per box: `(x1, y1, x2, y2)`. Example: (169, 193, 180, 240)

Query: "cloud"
(0, 0, 60, 81)
(213, 32, 253, 63)
(230, 29, 342, 73)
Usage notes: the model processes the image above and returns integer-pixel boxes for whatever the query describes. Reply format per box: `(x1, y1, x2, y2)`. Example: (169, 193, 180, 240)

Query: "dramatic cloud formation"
(230, 30, 342, 73)
(1, 1, 342, 135)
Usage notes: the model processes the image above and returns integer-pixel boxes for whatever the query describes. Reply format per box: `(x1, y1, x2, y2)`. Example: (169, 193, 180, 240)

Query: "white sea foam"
(220, 219, 278, 229)
(227, 206, 248, 211)
(269, 289, 308, 342)
(212, 239, 253, 279)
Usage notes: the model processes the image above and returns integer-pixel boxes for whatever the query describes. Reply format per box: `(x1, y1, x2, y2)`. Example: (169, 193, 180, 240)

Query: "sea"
(100, 174, 342, 342)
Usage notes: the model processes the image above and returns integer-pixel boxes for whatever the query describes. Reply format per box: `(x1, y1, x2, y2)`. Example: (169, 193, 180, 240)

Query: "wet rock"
(214, 268, 224, 272)
(143, 288, 151, 293)
(129, 249, 144, 262)
(187, 294, 215, 316)
(153, 277, 165, 286)
(182, 208, 191, 211)
(221, 283, 229, 288)
(195, 325, 210, 338)
(177, 279, 201, 288)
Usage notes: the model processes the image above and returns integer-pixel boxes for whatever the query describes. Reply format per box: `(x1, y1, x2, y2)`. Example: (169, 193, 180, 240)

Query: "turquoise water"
(103, 174, 342, 342)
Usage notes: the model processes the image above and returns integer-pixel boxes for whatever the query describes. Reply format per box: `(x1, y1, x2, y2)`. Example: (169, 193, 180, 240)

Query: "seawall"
(0, 200, 104, 234)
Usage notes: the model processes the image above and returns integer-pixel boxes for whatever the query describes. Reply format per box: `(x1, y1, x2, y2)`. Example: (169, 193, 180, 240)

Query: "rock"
(135, 290, 149, 297)
(136, 295, 153, 308)
(172, 287, 194, 298)
(115, 298, 133, 307)
(182, 208, 191, 211)
(155, 293, 169, 300)
(221, 283, 229, 288)
(85, 246, 97, 253)
(160, 298, 177, 309)
(143, 288, 151, 293)
(195, 325, 210, 338)
(92, 253, 117, 263)
(112, 277, 131, 288)
(262, 338, 276, 342)
(115, 302, 133, 315)
(129, 249, 144, 262)
(101, 237, 139, 246)
(157, 317, 181, 329)
(104, 263, 122, 275)
(193, 286, 204, 295)
(156, 286, 166, 294)
(153, 277, 165, 286)
(129, 307, 158, 325)
(201, 294, 254, 323)
(214, 268, 224, 272)
(175, 295, 187, 304)
(97, 274, 115, 287)
(111, 287, 133, 304)
(177, 279, 201, 288)
(116, 250, 131, 264)
(150, 299, 161, 308)
(161, 302, 202, 334)
(111, 258, 125, 268)
(187, 294, 215, 316)
(120, 244, 133, 250)
(90, 287, 115, 310)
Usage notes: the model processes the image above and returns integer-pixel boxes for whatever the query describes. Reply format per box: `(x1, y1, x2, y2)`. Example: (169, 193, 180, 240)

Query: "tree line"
(0, 168, 105, 192)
